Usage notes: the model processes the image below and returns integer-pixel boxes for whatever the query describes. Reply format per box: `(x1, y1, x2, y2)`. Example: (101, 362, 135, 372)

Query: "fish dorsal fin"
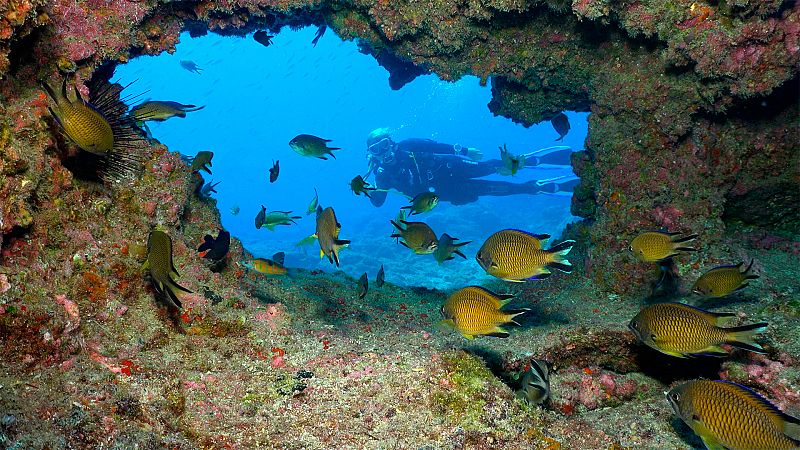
(465, 286, 513, 308)
(670, 302, 736, 326)
(531, 359, 549, 383)
(272, 252, 285, 266)
(715, 381, 799, 432)
(506, 229, 549, 248)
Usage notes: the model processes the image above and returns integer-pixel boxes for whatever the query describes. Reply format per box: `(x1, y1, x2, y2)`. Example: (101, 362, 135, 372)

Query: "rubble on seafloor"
(0, 0, 798, 448)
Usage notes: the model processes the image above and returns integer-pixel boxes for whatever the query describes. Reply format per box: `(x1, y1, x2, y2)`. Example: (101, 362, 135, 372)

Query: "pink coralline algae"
(552, 368, 642, 414)
(47, 0, 149, 61)
(0, 273, 9, 293)
(723, 354, 800, 410)
(54, 293, 80, 334)
(255, 302, 287, 330)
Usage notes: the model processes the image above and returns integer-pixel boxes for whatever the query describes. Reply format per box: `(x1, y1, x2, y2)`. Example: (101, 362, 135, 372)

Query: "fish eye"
(670, 393, 680, 402)
(650, 334, 657, 341)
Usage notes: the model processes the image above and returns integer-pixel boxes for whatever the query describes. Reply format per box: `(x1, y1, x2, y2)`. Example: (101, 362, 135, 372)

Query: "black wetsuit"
(369, 138, 576, 206)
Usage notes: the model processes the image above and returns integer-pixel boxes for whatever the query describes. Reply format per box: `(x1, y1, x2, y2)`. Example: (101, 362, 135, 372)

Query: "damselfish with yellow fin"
(630, 230, 698, 263)
(289, 134, 340, 160)
(260, 210, 301, 231)
(315, 206, 350, 266)
(440, 286, 528, 339)
(628, 302, 767, 358)
(390, 220, 438, 254)
(43, 76, 146, 182)
(666, 379, 800, 450)
(142, 230, 192, 309)
(189, 151, 214, 174)
(401, 192, 439, 215)
(433, 233, 470, 264)
(693, 260, 759, 298)
(306, 188, 319, 216)
(476, 229, 574, 282)
(129, 100, 205, 123)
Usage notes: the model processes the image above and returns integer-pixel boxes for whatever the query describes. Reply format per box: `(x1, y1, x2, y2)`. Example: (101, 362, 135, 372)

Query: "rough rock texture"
(0, 0, 798, 448)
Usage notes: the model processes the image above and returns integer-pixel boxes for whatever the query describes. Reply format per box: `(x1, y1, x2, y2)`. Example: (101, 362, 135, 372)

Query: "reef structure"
(0, 0, 798, 448)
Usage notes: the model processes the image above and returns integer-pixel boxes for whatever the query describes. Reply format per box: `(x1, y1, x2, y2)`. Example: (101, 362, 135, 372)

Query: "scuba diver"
(364, 128, 579, 206)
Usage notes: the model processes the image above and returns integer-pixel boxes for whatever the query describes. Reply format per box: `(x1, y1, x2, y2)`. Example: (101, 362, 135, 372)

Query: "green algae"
(432, 351, 496, 432)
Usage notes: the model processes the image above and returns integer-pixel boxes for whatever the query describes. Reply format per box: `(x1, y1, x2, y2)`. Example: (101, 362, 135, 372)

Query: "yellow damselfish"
(628, 302, 767, 358)
(630, 230, 698, 262)
(667, 379, 800, 450)
(693, 260, 759, 298)
(315, 206, 350, 266)
(476, 229, 574, 282)
(440, 286, 528, 340)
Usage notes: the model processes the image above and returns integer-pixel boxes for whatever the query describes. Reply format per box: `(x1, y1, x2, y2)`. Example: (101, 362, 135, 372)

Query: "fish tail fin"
(163, 288, 183, 309)
(169, 278, 193, 294)
(783, 412, 800, 442)
(486, 329, 510, 338)
(546, 240, 575, 272)
(743, 259, 759, 279)
(504, 308, 530, 326)
(725, 322, 768, 354)
(42, 80, 66, 106)
(671, 234, 699, 244)
(332, 239, 350, 266)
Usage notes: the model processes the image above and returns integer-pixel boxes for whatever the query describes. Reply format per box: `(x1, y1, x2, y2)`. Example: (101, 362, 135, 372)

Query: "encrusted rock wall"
(0, 1, 797, 447)
(2, 0, 797, 297)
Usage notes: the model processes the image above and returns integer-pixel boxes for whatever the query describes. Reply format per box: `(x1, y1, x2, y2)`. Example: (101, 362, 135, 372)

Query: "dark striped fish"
(517, 359, 550, 405)
(628, 302, 767, 358)
(376, 264, 385, 288)
(666, 380, 800, 450)
(476, 229, 574, 282)
(357, 272, 368, 299)
(143, 230, 191, 309)
(440, 286, 528, 340)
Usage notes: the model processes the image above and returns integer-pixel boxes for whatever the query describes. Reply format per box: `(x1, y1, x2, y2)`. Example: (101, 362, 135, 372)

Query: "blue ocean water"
(115, 27, 588, 289)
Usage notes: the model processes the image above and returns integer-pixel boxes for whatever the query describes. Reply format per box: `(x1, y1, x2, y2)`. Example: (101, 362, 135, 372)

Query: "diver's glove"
(465, 147, 483, 161)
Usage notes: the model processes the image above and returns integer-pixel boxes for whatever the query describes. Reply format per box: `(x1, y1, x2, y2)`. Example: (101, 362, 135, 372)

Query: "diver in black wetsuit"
(364, 128, 579, 206)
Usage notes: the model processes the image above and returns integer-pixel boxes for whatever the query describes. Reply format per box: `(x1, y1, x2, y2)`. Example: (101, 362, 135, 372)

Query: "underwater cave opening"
(113, 26, 589, 289)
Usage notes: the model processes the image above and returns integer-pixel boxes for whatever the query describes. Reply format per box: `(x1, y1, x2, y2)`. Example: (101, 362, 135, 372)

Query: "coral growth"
(0, 0, 797, 447)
